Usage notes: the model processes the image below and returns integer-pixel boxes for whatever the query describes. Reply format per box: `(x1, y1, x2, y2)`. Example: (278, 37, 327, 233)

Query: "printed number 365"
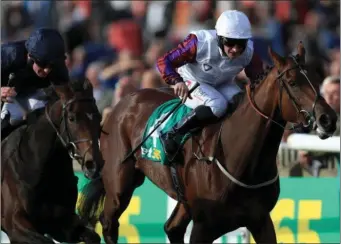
(251, 199, 322, 243)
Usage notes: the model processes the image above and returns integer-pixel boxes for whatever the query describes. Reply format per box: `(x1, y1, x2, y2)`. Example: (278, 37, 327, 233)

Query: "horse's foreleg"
(100, 159, 137, 244)
(10, 210, 54, 244)
(100, 190, 135, 244)
(165, 202, 191, 243)
(189, 221, 218, 244)
(247, 213, 277, 244)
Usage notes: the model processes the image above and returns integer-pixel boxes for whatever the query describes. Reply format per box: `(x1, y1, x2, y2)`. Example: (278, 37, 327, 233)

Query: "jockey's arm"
(243, 52, 264, 83)
(157, 34, 198, 86)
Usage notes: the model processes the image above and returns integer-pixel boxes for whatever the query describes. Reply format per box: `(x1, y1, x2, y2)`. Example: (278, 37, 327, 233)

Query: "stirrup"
(160, 133, 178, 156)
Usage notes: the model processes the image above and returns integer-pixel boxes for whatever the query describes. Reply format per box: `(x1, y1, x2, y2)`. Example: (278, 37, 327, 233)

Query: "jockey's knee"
(1, 103, 25, 124)
(208, 99, 228, 118)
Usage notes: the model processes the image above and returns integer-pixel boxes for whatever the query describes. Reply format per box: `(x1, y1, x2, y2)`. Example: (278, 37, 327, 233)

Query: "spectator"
(321, 76, 340, 133)
(289, 76, 340, 177)
(85, 61, 113, 114)
(112, 75, 138, 106)
(140, 69, 164, 89)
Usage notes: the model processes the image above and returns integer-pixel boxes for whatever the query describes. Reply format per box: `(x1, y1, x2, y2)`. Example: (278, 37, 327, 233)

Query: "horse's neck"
(47, 100, 63, 125)
(220, 75, 284, 180)
(23, 101, 64, 164)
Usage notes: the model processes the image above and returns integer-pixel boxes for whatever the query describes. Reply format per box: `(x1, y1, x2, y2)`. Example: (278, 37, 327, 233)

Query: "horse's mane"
(252, 65, 274, 85)
(233, 65, 275, 112)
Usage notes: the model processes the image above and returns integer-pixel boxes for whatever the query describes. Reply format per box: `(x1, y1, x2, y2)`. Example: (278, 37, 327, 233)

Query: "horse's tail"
(77, 175, 106, 224)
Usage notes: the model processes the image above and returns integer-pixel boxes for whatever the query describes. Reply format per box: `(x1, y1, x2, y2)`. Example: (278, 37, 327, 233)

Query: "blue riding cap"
(25, 28, 66, 64)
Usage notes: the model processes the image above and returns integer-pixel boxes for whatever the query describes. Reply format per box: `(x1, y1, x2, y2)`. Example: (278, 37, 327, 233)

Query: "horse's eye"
(68, 114, 76, 122)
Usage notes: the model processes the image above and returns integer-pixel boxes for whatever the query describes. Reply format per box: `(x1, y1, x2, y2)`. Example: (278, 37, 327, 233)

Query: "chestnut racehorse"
(79, 43, 337, 243)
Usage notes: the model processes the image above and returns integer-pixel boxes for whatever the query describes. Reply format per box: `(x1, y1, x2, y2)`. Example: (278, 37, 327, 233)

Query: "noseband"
(247, 55, 319, 131)
(45, 96, 96, 169)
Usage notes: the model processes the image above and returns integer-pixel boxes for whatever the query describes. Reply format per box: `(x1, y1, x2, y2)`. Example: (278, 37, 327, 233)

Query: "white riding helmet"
(215, 10, 252, 39)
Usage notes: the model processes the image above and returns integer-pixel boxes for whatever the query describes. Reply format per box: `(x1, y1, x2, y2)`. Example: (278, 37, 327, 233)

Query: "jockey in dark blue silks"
(1, 28, 69, 138)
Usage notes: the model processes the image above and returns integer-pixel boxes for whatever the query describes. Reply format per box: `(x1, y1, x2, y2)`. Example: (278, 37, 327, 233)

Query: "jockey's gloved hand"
(1, 87, 17, 102)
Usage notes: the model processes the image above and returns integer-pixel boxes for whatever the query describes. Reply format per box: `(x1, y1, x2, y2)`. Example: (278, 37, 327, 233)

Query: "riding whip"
(7, 73, 29, 119)
(122, 82, 200, 163)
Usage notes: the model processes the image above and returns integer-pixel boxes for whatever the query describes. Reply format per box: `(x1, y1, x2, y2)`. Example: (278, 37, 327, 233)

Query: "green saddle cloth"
(141, 99, 193, 164)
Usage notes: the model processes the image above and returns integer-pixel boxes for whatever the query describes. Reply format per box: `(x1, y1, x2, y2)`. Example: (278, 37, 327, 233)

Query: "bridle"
(193, 55, 321, 189)
(45, 95, 96, 170)
(247, 55, 319, 131)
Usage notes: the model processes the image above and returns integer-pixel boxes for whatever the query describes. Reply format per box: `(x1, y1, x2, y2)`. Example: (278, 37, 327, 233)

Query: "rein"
(45, 96, 95, 170)
(195, 56, 319, 189)
(247, 55, 319, 131)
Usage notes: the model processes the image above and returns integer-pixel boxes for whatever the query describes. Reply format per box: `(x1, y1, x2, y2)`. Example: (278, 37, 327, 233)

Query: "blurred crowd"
(2, 0, 340, 177)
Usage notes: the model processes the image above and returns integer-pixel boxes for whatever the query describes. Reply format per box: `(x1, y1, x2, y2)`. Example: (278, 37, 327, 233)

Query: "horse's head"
(265, 42, 338, 139)
(51, 79, 103, 179)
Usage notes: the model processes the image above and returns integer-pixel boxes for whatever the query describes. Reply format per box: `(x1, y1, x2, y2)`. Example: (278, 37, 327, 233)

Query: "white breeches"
(1, 89, 47, 124)
(183, 80, 242, 118)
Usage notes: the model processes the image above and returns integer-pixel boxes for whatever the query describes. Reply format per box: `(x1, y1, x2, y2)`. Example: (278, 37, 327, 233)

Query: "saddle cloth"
(141, 99, 193, 164)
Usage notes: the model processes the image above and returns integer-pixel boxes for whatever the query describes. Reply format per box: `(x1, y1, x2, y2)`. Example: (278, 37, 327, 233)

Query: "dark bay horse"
(1, 79, 104, 243)
(79, 43, 337, 243)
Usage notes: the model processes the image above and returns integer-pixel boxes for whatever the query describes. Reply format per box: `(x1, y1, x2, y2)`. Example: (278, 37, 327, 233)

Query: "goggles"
(219, 37, 248, 49)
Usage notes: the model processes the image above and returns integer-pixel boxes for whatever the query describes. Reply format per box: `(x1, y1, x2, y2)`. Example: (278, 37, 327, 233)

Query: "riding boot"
(160, 105, 218, 159)
(160, 110, 198, 158)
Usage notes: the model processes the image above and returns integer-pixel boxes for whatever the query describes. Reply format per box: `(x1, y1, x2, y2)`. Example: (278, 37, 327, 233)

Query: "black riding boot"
(160, 105, 218, 159)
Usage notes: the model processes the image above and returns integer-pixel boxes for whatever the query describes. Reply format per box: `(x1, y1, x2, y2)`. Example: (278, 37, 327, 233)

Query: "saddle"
(141, 92, 245, 165)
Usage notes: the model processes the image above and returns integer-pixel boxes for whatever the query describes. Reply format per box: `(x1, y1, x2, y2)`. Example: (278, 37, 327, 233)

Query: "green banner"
(76, 173, 340, 243)
(250, 177, 340, 244)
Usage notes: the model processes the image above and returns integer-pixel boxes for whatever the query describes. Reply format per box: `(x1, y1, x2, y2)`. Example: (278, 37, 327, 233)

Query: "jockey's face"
(223, 45, 244, 59)
(28, 55, 52, 78)
(220, 38, 247, 59)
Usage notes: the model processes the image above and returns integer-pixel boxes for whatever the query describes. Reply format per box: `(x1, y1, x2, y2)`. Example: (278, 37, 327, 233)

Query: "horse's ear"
(54, 84, 73, 102)
(297, 41, 306, 64)
(268, 46, 285, 70)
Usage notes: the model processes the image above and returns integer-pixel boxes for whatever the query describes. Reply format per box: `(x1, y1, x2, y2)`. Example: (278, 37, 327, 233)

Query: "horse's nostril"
(318, 114, 331, 128)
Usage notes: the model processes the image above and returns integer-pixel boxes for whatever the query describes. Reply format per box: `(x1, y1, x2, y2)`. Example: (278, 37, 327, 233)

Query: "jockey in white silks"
(157, 10, 264, 158)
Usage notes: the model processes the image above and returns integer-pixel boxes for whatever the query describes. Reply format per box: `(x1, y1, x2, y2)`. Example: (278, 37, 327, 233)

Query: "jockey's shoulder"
(189, 29, 216, 42)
